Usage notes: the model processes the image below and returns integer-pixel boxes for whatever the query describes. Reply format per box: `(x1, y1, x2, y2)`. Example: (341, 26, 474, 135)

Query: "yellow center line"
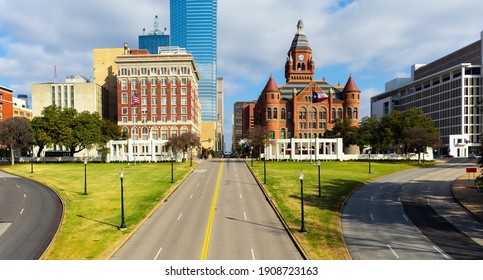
(200, 160, 224, 260)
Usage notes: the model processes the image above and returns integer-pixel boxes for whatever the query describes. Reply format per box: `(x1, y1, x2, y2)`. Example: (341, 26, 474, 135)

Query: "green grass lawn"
(1, 159, 434, 260)
(0, 161, 195, 260)
(249, 160, 435, 260)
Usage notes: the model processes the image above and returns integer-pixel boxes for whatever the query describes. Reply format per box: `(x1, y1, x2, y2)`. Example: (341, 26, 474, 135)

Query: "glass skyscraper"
(170, 0, 217, 122)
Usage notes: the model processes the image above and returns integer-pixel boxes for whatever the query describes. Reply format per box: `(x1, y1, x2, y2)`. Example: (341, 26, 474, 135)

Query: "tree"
(33, 105, 121, 157)
(248, 126, 271, 159)
(324, 118, 359, 148)
(167, 132, 200, 161)
(0, 117, 33, 165)
(401, 127, 441, 163)
(357, 116, 393, 154)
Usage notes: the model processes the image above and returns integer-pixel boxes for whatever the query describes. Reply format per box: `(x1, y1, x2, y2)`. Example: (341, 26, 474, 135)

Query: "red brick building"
(115, 45, 201, 141)
(0, 85, 14, 121)
(254, 20, 360, 140)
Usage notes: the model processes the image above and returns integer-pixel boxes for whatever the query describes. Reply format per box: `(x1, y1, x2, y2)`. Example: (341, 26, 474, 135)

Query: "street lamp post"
(317, 160, 321, 197)
(30, 157, 34, 173)
(171, 156, 174, 183)
(368, 150, 372, 174)
(119, 169, 126, 230)
(299, 170, 306, 233)
(250, 146, 253, 167)
(263, 153, 267, 184)
(190, 147, 193, 167)
(83, 159, 88, 195)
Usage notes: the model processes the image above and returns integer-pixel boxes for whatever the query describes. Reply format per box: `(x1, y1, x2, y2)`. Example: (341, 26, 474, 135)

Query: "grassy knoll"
(249, 160, 435, 260)
(0, 161, 195, 260)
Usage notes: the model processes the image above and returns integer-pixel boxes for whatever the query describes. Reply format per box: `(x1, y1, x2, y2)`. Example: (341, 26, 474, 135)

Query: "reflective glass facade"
(139, 34, 170, 54)
(170, 0, 217, 121)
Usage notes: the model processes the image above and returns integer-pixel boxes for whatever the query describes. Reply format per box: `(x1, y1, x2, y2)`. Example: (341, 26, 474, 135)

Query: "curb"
(244, 160, 310, 260)
(450, 176, 483, 225)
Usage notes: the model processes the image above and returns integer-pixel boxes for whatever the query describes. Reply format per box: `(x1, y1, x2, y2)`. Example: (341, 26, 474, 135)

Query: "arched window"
(332, 108, 336, 120)
(319, 133, 323, 138)
(122, 127, 129, 137)
(273, 107, 278, 119)
(319, 108, 327, 120)
(267, 107, 272, 119)
(281, 128, 286, 139)
(347, 107, 353, 119)
(281, 108, 286, 120)
(132, 127, 139, 140)
(354, 107, 359, 119)
(298, 133, 302, 139)
(161, 128, 168, 140)
(141, 127, 149, 140)
(181, 126, 188, 135)
(304, 133, 307, 139)
(337, 108, 343, 119)
(152, 127, 159, 140)
(170, 126, 178, 138)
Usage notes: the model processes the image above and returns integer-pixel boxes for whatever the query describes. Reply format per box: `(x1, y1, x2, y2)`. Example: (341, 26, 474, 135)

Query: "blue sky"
(1, 0, 483, 151)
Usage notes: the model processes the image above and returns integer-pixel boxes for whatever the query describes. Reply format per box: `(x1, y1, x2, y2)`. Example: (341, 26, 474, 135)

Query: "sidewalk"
(451, 172, 483, 223)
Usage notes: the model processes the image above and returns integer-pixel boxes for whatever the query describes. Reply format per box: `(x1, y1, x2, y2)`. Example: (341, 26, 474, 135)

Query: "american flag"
(131, 93, 140, 106)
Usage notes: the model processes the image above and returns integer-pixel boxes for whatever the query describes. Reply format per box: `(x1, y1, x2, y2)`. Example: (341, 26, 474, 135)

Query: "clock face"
(298, 54, 305, 61)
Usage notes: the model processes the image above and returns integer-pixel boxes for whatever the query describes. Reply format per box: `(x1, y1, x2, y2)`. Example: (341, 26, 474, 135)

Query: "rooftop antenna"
(153, 15, 160, 35)
(54, 65, 57, 82)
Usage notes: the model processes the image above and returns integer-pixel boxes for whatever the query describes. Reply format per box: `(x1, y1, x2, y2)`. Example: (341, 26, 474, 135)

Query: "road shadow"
(76, 214, 119, 229)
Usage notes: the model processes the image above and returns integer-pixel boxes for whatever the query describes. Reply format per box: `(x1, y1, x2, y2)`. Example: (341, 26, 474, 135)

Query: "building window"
(337, 108, 343, 119)
(150, 68, 157, 75)
(130, 68, 137, 75)
(141, 79, 147, 87)
(354, 108, 358, 119)
(121, 80, 127, 90)
(152, 116, 158, 123)
(267, 107, 272, 119)
(122, 116, 128, 123)
(270, 131, 275, 139)
(160, 67, 167, 75)
(170, 67, 177, 75)
(181, 107, 187, 114)
(131, 80, 137, 90)
(171, 97, 177, 105)
(120, 68, 127, 76)
(181, 97, 187, 105)
(152, 128, 158, 140)
(122, 108, 128, 115)
(273, 107, 278, 119)
(172, 107, 177, 114)
(181, 67, 188, 74)
(122, 93, 128, 104)
(141, 68, 148, 76)
(347, 107, 352, 119)
(281, 108, 286, 120)
(181, 88, 187, 95)
(182, 116, 187, 122)
(332, 108, 336, 119)
(281, 128, 286, 139)
(181, 77, 187, 85)
(319, 110, 327, 120)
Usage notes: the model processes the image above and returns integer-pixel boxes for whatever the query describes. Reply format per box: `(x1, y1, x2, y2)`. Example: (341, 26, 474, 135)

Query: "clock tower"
(285, 20, 315, 82)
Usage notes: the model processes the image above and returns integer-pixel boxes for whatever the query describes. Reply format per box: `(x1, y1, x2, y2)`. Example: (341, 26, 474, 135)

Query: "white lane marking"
(177, 213, 183, 221)
(402, 214, 409, 222)
(433, 246, 451, 259)
(16, 185, 21, 189)
(189, 194, 193, 200)
(154, 247, 163, 260)
(370, 196, 374, 202)
(24, 194, 26, 198)
(251, 248, 256, 260)
(236, 174, 238, 178)
(370, 213, 374, 221)
(387, 245, 399, 259)
(20, 208, 24, 215)
(379, 185, 384, 190)
(402, 186, 406, 190)
(197, 183, 200, 187)
(240, 194, 243, 199)
(427, 198, 430, 204)
(237, 182, 240, 187)
(244, 212, 247, 221)
(427, 186, 431, 191)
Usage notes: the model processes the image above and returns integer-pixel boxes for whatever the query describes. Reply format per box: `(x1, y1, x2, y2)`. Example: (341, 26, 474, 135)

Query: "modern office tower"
(170, 0, 217, 123)
(139, 15, 170, 54)
(371, 31, 483, 157)
(232, 101, 255, 149)
(216, 77, 224, 152)
(12, 97, 32, 120)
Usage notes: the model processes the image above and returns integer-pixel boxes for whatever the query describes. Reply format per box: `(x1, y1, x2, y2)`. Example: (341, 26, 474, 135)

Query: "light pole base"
(299, 228, 307, 233)
(119, 224, 127, 230)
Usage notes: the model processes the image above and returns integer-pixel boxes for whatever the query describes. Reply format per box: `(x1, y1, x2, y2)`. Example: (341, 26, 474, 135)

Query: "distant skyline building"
(139, 15, 170, 54)
(170, 0, 218, 122)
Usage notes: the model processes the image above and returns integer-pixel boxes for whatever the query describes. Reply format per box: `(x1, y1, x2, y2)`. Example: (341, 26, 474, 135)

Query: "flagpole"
(310, 90, 313, 165)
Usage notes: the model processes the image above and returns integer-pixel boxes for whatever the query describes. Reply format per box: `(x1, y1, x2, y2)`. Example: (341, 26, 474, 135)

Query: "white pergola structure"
(264, 138, 344, 161)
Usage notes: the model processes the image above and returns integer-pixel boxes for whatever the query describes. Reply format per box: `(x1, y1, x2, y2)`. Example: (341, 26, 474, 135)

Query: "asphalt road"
(342, 159, 483, 260)
(111, 158, 303, 260)
(0, 170, 63, 260)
